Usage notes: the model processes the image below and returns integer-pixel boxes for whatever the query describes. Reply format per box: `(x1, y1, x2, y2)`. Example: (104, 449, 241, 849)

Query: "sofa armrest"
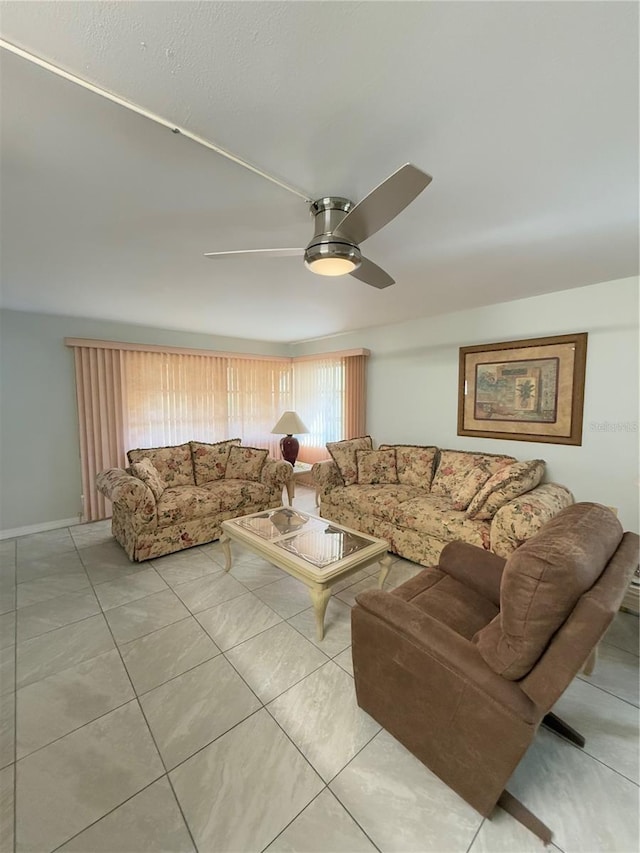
(96, 468, 157, 530)
(438, 541, 506, 607)
(354, 590, 536, 720)
(312, 459, 342, 497)
(490, 482, 574, 558)
(260, 458, 293, 497)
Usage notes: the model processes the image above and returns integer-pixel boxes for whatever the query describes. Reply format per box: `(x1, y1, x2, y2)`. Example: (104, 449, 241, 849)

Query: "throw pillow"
(130, 457, 165, 501)
(326, 436, 373, 486)
(431, 450, 515, 498)
(379, 445, 438, 489)
(466, 460, 546, 520)
(224, 445, 268, 481)
(190, 439, 241, 485)
(356, 448, 399, 485)
(450, 465, 495, 511)
(127, 443, 194, 486)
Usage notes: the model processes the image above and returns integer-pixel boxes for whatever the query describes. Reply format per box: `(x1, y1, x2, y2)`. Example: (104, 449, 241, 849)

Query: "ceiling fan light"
(304, 242, 361, 277)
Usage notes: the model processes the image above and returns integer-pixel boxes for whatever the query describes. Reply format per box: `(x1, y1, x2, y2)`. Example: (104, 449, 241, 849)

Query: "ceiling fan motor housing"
(304, 197, 362, 273)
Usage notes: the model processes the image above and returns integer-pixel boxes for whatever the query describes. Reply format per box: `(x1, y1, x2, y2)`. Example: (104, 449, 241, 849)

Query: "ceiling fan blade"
(350, 256, 395, 289)
(334, 163, 432, 245)
(204, 248, 304, 259)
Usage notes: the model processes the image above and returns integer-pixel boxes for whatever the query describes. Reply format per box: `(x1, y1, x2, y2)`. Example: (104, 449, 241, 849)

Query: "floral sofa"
(96, 439, 292, 561)
(312, 437, 574, 566)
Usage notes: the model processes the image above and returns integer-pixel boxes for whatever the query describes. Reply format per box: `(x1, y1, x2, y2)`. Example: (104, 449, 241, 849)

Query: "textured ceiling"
(0, 1, 638, 343)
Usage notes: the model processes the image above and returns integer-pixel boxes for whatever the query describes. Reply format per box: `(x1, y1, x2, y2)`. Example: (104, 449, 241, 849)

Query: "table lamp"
(271, 411, 309, 466)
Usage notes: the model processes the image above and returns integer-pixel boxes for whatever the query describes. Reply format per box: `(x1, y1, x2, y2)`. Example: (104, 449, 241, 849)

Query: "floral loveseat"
(96, 439, 292, 561)
(312, 437, 574, 566)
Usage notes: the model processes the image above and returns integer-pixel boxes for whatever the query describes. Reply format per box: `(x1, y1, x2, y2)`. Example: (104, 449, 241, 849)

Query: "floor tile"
(288, 597, 353, 657)
(552, 677, 639, 783)
(69, 520, 113, 549)
(602, 610, 639, 656)
(0, 646, 15, 695)
(170, 709, 323, 852)
(16, 550, 85, 584)
(16, 588, 100, 643)
(382, 557, 424, 590)
(16, 700, 164, 852)
(254, 576, 314, 619)
(196, 592, 282, 651)
(58, 777, 195, 852)
(335, 575, 379, 607)
(17, 529, 76, 561)
(94, 567, 168, 610)
(0, 690, 14, 769)
(172, 571, 247, 613)
(16, 613, 114, 689)
(120, 617, 220, 695)
(0, 584, 15, 615)
(330, 567, 375, 594)
(0, 764, 13, 853)
(151, 551, 222, 588)
(16, 648, 134, 759)
(17, 571, 91, 609)
(0, 539, 16, 568)
(578, 642, 639, 706)
(265, 788, 377, 853)
(334, 647, 354, 676)
(508, 727, 639, 853)
(104, 589, 191, 645)
(228, 559, 288, 590)
(330, 729, 481, 852)
(141, 655, 261, 769)
(226, 622, 327, 703)
(0, 611, 15, 650)
(469, 807, 553, 852)
(79, 541, 145, 585)
(268, 661, 380, 781)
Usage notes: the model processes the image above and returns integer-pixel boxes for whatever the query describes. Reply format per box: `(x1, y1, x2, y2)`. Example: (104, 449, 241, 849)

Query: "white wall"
(291, 277, 639, 532)
(0, 310, 288, 534)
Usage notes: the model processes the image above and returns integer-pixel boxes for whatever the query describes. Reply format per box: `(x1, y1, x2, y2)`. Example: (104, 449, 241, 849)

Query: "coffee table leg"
(309, 585, 331, 641)
(377, 554, 393, 588)
(220, 534, 232, 572)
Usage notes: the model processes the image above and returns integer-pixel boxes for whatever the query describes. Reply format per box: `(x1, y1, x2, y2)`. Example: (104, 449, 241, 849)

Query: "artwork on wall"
(458, 333, 588, 445)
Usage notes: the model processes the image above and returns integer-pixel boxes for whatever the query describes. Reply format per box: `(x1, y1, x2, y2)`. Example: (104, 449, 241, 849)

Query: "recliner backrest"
(472, 503, 624, 680)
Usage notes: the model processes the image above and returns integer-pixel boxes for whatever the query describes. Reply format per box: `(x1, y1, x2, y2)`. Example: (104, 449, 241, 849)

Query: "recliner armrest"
(354, 590, 536, 721)
(438, 541, 505, 606)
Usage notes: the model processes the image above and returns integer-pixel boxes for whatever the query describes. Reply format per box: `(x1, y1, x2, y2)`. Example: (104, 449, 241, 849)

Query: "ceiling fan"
(204, 164, 432, 289)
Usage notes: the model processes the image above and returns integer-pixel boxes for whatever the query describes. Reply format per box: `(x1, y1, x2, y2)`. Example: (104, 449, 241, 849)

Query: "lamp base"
(280, 435, 299, 466)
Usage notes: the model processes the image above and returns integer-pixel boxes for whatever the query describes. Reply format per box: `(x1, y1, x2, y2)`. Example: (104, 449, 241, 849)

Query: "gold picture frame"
(458, 333, 588, 445)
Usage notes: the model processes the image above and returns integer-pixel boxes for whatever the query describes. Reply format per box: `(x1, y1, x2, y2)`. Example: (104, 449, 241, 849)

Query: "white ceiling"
(0, 1, 637, 344)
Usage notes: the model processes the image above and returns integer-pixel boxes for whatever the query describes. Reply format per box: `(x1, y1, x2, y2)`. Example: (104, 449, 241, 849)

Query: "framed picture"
(458, 333, 588, 445)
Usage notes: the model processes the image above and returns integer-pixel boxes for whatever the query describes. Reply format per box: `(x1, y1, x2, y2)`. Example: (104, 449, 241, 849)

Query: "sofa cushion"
(224, 445, 268, 481)
(474, 503, 624, 680)
(394, 495, 491, 550)
(466, 460, 545, 520)
(356, 448, 399, 485)
(327, 436, 373, 486)
(190, 439, 241, 485)
(431, 450, 515, 499)
(379, 445, 438, 489)
(128, 443, 195, 487)
(130, 457, 166, 501)
(201, 479, 271, 513)
(450, 466, 495, 511)
(156, 486, 222, 525)
(323, 484, 427, 522)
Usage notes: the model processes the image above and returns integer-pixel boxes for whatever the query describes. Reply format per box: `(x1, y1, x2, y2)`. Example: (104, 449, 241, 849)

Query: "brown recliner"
(352, 503, 639, 837)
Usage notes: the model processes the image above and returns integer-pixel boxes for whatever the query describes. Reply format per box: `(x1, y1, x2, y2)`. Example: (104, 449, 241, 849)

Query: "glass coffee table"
(220, 507, 393, 640)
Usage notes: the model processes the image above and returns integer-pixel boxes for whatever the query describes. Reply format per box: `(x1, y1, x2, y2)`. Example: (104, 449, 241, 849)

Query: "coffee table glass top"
(231, 507, 377, 569)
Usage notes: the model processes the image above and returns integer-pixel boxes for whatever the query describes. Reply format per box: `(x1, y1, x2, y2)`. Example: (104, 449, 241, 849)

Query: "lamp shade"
(271, 411, 309, 435)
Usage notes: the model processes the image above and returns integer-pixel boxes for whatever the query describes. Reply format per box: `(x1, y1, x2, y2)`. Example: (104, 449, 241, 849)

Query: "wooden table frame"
(220, 509, 393, 640)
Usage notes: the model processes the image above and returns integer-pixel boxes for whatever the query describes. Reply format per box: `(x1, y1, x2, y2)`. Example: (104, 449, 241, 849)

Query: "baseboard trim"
(0, 517, 81, 540)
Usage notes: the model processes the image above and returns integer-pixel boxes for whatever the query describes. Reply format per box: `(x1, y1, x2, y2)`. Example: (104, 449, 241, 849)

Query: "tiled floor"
(0, 486, 638, 852)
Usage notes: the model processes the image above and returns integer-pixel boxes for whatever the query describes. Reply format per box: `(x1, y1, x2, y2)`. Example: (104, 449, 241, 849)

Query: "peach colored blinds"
(121, 350, 291, 459)
(294, 353, 368, 464)
(73, 346, 126, 522)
